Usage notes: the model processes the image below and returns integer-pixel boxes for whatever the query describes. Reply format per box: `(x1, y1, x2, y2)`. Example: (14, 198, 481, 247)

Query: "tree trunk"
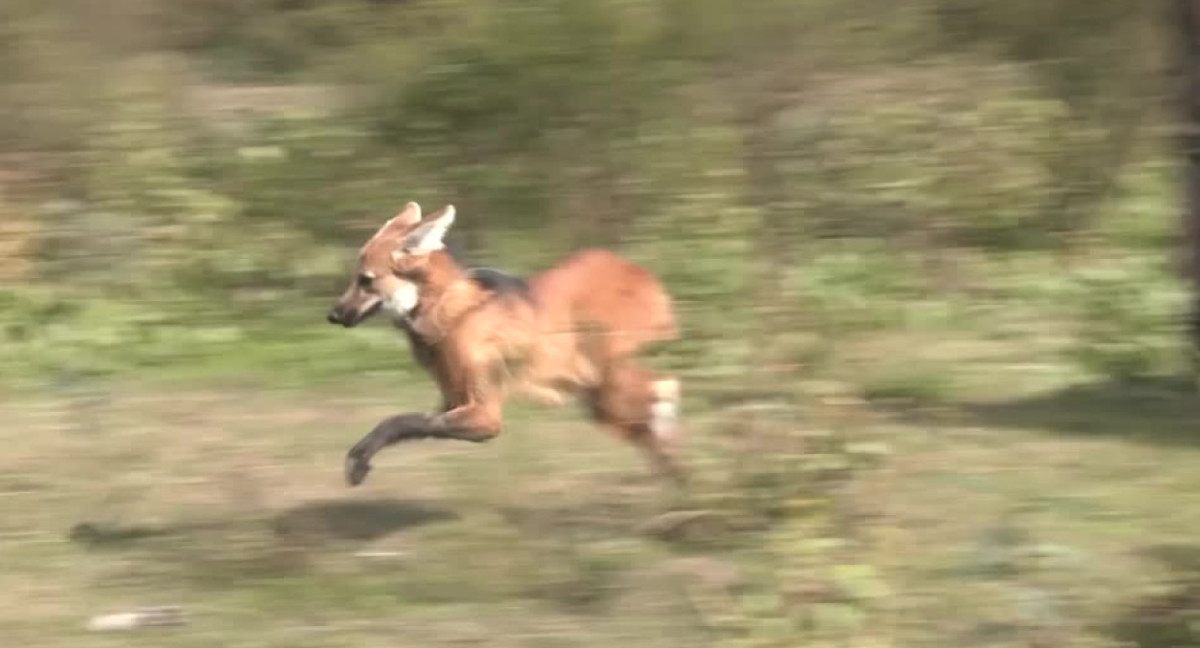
(1175, 0, 1200, 360)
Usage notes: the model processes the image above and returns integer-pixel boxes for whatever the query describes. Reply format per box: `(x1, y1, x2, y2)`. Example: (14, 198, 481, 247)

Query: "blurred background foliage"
(0, 0, 1182, 386)
(4, 3, 1200, 648)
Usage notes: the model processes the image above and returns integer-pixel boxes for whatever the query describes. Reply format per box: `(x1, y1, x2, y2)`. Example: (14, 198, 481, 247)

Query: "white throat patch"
(382, 280, 420, 319)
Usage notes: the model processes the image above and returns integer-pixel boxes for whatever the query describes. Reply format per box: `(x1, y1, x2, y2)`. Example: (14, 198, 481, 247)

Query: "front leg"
(345, 403, 502, 486)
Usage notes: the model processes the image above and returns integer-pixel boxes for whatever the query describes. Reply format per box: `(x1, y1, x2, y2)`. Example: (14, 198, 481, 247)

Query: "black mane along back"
(445, 240, 531, 301)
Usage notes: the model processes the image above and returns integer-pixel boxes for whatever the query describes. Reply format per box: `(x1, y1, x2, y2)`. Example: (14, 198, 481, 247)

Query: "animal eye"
(357, 274, 374, 288)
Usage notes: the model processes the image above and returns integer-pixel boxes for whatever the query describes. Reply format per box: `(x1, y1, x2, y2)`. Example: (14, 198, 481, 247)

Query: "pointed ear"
(401, 204, 455, 254)
(393, 201, 422, 227)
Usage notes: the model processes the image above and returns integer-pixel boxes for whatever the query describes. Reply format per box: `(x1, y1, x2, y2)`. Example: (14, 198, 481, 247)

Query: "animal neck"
(410, 255, 483, 341)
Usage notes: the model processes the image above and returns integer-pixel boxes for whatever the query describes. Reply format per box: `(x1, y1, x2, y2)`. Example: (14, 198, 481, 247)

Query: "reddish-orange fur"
(327, 202, 685, 487)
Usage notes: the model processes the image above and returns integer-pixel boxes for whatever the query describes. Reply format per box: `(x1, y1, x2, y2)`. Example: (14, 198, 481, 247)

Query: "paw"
(345, 453, 372, 487)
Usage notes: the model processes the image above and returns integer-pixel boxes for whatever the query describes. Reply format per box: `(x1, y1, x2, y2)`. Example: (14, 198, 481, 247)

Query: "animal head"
(326, 201, 457, 328)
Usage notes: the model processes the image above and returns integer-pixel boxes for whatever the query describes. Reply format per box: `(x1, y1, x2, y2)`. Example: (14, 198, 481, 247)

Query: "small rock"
(86, 607, 185, 632)
(354, 549, 406, 559)
(845, 441, 892, 457)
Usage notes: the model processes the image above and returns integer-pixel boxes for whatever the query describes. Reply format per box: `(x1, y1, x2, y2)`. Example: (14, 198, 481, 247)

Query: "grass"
(2, 309, 1199, 647)
(0, 381, 710, 647)
(1, 163, 1196, 645)
(0, 5, 1189, 643)
(875, 383, 1200, 647)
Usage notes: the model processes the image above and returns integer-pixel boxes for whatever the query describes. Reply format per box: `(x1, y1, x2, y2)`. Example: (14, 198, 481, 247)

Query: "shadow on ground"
(273, 498, 459, 542)
(872, 376, 1200, 447)
(69, 498, 458, 549)
(69, 521, 177, 548)
(1110, 544, 1200, 648)
(963, 377, 1199, 446)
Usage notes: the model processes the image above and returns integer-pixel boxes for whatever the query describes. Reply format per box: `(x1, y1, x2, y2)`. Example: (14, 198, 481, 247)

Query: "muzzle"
(326, 301, 380, 328)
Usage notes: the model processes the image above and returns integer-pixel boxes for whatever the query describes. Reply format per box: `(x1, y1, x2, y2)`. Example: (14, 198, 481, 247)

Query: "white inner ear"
(403, 205, 456, 254)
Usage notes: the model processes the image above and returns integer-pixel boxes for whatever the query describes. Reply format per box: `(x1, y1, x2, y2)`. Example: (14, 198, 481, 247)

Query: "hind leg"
(586, 363, 686, 486)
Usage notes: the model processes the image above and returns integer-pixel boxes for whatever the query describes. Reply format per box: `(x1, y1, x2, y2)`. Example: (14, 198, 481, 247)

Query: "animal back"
(530, 249, 678, 360)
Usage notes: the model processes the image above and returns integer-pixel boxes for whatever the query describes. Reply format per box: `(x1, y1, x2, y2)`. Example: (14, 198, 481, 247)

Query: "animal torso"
(399, 249, 677, 411)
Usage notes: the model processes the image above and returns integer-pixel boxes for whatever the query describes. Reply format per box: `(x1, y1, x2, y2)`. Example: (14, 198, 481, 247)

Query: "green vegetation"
(1, 1, 1196, 646)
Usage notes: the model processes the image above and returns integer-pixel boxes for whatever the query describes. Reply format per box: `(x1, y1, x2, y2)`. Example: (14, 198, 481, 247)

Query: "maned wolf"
(326, 202, 684, 486)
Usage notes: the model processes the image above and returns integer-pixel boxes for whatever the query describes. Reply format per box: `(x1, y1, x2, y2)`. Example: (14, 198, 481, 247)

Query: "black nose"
(326, 310, 341, 325)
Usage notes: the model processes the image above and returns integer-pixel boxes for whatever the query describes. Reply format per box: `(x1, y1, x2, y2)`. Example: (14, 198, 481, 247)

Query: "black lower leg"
(344, 412, 496, 486)
(345, 413, 433, 486)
